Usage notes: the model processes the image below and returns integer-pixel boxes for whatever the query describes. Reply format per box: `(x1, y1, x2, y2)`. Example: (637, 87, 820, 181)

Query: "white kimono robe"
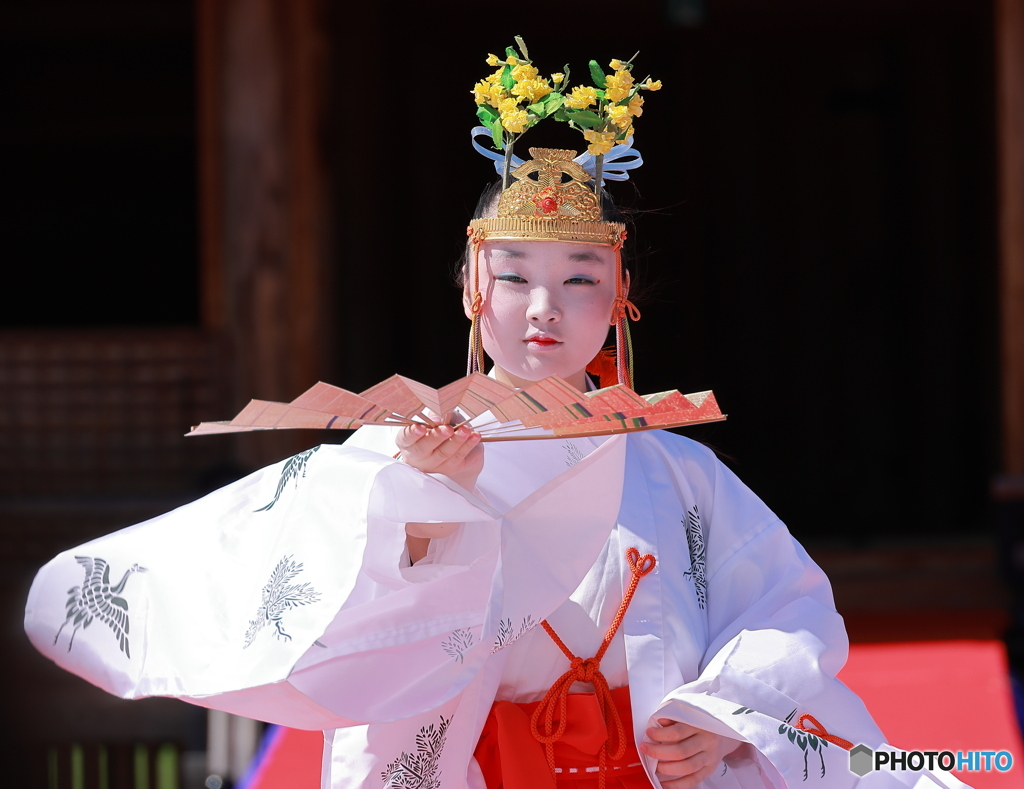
(24, 427, 966, 789)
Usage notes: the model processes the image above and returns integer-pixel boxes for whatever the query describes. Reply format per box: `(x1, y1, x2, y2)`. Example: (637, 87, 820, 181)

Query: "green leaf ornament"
(542, 92, 564, 110)
(527, 93, 564, 118)
(500, 65, 515, 91)
(589, 60, 608, 88)
(476, 104, 499, 124)
(489, 118, 504, 149)
(558, 63, 571, 92)
(563, 109, 604, 128)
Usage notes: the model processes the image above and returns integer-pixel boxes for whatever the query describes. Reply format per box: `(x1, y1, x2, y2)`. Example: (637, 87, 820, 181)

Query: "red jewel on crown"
(532, 187, 561, 216)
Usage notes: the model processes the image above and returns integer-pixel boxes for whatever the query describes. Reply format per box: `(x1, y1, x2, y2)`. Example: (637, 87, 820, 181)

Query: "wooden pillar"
(196, 0, 225, 334)
(196, 0, 333, 466)
(997, 0, 1024, 480)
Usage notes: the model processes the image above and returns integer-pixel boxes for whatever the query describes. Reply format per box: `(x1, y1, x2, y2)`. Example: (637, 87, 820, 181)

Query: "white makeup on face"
(466, 240, 618, 391)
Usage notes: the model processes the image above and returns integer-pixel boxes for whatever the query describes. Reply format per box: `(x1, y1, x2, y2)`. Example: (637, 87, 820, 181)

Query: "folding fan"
(188, 373, 725, 440)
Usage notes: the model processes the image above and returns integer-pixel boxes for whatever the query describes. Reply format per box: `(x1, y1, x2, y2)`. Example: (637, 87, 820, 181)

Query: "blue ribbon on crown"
(470, 126, 643, 187)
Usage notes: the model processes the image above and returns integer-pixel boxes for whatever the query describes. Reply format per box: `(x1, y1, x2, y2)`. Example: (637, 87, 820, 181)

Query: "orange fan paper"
(187, 373, 725, 440)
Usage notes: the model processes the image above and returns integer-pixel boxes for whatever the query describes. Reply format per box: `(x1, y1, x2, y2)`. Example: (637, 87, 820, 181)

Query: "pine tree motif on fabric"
(492, 617, 514, 652)
(254, 446, 321, 512)
(490, 614, 537, 653)
(54, 556, 146, 657)
(682, 506, 707, 609)
(441, 629, 474, 664)
(243, 555, 321, 648)
(563, 441, 586, 468)
(380, 715, 452, 789)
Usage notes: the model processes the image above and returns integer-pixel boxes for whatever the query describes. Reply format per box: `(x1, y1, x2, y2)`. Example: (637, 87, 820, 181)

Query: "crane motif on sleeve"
(54, 556, 147, 657)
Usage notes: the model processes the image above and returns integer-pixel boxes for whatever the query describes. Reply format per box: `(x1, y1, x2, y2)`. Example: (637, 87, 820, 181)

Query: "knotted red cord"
(608, 230, 639, 388)
(530, 548, 656, 788)
(611, 296, 641, 323)
(609, 231, 635, 325)
(466, 227, 486, 374)
(795, 714, 854, 750)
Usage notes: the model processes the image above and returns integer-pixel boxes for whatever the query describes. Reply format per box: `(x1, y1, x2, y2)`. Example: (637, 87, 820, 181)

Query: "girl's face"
(464, 240, 619, 390)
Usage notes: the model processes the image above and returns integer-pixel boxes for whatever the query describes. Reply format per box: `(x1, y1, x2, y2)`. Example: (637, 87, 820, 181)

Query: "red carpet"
(245, 641, 1023, 788)
(244, 726, 322, 789)
(840, 641, 1023, 788)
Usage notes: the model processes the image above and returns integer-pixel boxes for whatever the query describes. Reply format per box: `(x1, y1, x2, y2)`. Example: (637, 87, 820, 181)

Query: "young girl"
(390, 218, 744, 785)
(25, 55, 966, 789)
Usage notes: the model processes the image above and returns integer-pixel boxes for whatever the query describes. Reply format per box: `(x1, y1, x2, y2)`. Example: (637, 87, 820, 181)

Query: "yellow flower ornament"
(565, 86, 598, 110)
(583, 129, 617, 156)
(608, 104, 632, 129)
(472, 81, 490, 105)
(501, 109, 530, 134)
(604, 69, 635, 103)
(511, 63, 539, 81)
(471, 39, 660, 186)
(471, 37, 567, 156)
(553, 54, 661, 156)
(512, 79, 553, 104)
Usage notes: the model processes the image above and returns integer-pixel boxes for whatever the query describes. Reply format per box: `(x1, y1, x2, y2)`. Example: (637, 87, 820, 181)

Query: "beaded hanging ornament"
(466, 39, 660, 388)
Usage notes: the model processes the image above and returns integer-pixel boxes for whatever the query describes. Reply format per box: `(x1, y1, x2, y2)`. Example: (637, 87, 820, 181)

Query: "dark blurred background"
(3, 0, 1022, 786)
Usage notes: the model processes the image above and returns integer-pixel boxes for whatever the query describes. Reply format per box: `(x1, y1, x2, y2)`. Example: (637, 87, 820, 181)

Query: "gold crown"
(469, 148, 625, 245)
